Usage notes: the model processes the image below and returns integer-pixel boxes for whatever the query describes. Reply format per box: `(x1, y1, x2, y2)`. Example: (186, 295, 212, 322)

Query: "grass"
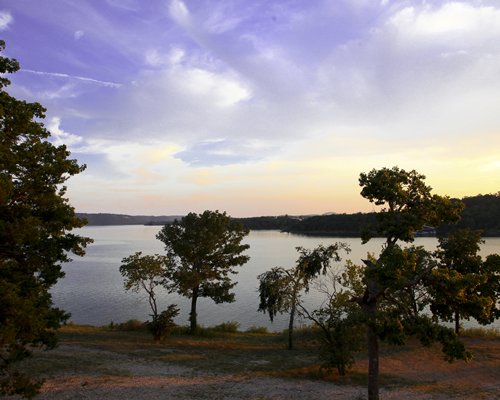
(460, 326, 500, 338)
(12, 322, 500, 399)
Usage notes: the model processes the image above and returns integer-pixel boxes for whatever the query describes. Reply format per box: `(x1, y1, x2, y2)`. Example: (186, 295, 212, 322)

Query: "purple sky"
(2, 1, 500, 217)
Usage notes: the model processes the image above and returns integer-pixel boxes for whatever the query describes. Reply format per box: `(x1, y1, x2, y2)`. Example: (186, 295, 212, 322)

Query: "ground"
(6, 325, 500, 400)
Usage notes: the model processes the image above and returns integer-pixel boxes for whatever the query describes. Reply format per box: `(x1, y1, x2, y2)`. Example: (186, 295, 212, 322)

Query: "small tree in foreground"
(119, 252, 178, 340)
(299, 262, 365, 375)
(0, 41, 91, 398)
(157, 210, 250, 334)
(258, 244, 349, 350)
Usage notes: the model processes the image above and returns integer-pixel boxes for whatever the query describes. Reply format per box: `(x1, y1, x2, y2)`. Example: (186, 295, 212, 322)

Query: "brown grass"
(13, 325, 500, 400)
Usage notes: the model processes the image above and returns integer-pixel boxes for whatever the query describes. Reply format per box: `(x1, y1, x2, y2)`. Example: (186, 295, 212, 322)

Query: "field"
(10, 324, 500, 400)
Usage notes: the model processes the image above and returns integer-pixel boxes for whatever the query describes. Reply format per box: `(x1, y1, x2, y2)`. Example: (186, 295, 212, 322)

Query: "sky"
(1, 0, 500, 217)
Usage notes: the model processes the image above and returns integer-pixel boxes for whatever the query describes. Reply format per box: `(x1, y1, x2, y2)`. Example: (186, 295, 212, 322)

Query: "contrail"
(22, 69, 122, 88)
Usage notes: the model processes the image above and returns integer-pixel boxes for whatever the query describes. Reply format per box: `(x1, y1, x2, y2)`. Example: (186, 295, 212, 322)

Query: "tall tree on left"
(0, 41, 92, 398)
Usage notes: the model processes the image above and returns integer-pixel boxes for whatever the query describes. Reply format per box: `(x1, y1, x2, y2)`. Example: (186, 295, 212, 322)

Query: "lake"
(52, 226, 500, 332)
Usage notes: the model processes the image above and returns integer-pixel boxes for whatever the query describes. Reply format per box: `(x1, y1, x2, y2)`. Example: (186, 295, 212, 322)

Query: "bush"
(245, 326, 269, 334)
(149, 304, 180, 341)
(212, 321, 240, 333)
(109, 319, 147, 331)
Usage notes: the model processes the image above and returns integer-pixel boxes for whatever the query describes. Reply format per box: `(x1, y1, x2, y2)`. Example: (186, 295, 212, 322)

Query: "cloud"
(22, 69, 122, 88)
(7, 0, 500, 215)
(389, 3, 500, 39)
(174, 138, 268, 166)
(0, 10, 12, 31)
(169, 0, 190, 25)
(48, 117, 84, 147)
(175, 67, 251, 106)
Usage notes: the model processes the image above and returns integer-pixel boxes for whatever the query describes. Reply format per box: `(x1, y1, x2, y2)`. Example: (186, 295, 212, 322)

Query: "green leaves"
(430, 229, 500, 333)
(1, 41, 90, 398)
(359, 167, 463, 244)
(156, 210, 250, 333)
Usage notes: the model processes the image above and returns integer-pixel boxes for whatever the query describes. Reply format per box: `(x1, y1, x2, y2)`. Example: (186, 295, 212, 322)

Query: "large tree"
(431, 229, 500, 334)
(0, 41, 91, 398)
(355, 167, 468, 400)
(156, 210, 250, 334)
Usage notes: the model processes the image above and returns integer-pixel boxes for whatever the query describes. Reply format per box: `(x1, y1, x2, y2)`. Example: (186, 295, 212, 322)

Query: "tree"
(258, 244, 349, 350)
(355, 167, 467, 400)
(431, 229, 500, 334)
(298, 262, 365, 375)
(156, 210, 250, 334)
(119, 252, 179, 340)
(0, 41, 91, 398)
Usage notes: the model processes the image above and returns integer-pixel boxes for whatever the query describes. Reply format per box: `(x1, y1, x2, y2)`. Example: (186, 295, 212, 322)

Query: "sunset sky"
(2, 0, 500, 217)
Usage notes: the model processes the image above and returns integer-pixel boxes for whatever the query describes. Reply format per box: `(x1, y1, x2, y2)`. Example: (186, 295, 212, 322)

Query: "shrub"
(212, 321, 240, 333)
(245, 326, 269, 334)
(110, 319, 146, 331)
(149, 304, 180, 341)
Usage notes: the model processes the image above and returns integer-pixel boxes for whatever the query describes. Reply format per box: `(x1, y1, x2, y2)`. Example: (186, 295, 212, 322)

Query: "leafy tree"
(355, 167, 467, 400)
(156, 210, 250, 334)
(430, 229, 500, 334)
(120, 252, 170, 320)
(299, 263, 365, 375)
(258, 244, 349, 350)
(0, 40, 91, 398)
(119, 252, 178, 340)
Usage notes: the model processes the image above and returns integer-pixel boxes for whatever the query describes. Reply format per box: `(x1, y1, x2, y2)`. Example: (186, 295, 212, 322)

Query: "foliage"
(300, 266, 365, 376)
(148, 304, 180, 341)
(354, 166, 466, 400)
(212, 321, 240, 333)
(109, 319, 146, 332)
(258, 244, 349, 350)
(359, 167, 463, 244)
(156, 210, 250, 334)
(438, 193, 500, 236)
(0, 40, 91, 398)
(430, 229, 500, 334)
(120, 251, 174, 320)
(245, 326, 269, 334)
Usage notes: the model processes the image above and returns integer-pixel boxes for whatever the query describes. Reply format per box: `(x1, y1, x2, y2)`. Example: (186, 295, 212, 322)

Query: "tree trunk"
(189, 287, 199, 334)
(455, 310, 460, 335)
(288, 301, 295, 350)
(366, 302, 379, 400)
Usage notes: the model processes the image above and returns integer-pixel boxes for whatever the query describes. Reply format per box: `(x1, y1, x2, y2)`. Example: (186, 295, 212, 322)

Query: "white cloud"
(144, 47, 185, 67)
(389, 3, 500, 40)
(0, 10, 12, 31)
(175, 67, 251, 107)
(48, 117, 84, 147)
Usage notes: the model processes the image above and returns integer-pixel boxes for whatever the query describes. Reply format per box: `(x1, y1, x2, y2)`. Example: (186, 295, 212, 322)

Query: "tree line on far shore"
(77, 192, 500, 237)
(235, 193, 500, 237)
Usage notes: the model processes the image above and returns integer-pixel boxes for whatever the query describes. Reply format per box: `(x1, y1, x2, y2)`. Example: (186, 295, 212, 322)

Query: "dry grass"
(9, 325, 500, 400)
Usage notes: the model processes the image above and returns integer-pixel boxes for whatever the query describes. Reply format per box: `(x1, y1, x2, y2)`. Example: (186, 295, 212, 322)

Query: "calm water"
(52, 226, 500, 332)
